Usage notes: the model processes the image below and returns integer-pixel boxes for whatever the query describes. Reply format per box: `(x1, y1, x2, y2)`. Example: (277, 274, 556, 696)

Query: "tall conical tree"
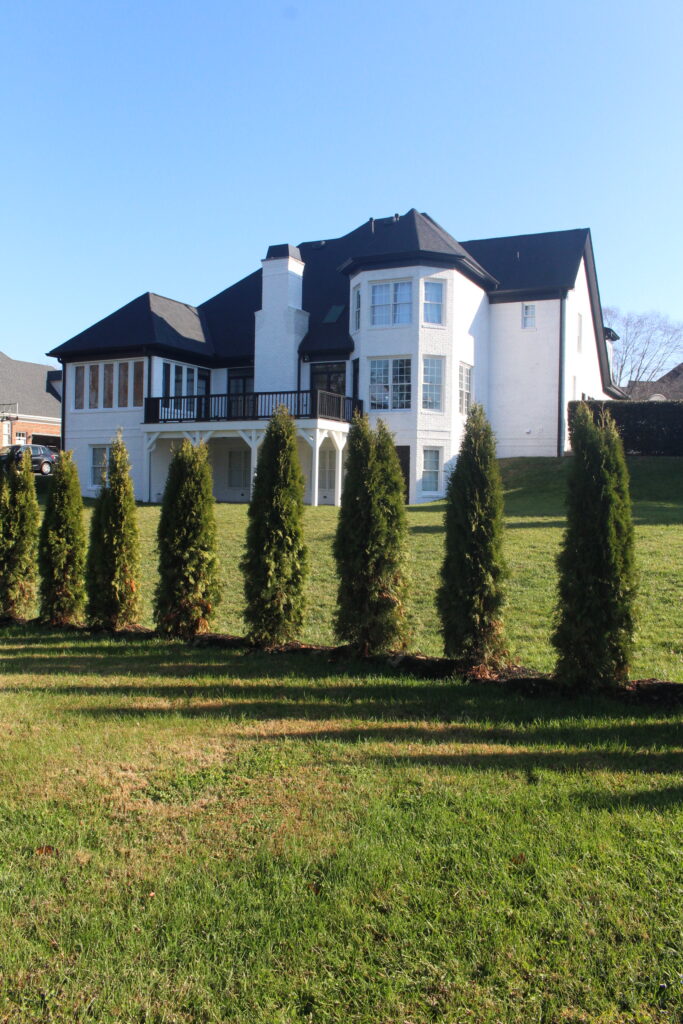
(39, 450, 86, 625)
(241, 407, 307, 645)
(0, 451, 40, 620)
(154, 439, 220, 639)
(552, 403, 637, 690)
(437, 404, 508, 667)
(86, 435, 141, 629)
(334, 414, 408, 654)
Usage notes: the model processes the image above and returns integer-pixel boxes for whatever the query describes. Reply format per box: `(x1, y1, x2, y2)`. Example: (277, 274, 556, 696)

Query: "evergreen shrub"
(334, 413, 408, 654)
(242, 408, 307, 645)
(437, 404, 507, 667)
(39, 450, 86, 625)
(552, 403, 637, 690)
(154, 439, 220, 639)
(0, 452, 40, 620)
(86, 435, 141, 629)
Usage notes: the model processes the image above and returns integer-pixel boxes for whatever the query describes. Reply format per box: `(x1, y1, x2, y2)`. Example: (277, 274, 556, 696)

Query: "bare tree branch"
(604, 307, 683, 387)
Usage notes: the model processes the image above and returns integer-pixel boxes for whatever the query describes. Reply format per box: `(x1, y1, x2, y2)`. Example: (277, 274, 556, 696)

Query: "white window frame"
(319, 447, 335, 491)
(422, 448, 441, 493)
(228, 448, 250, 490)
(459, 362, 472, 415)
(422, 356, 444, 411)
(522, 303, 536, 329)
(370, 280, 412, 327)
(73, 359, 144, 411)
(90, 445, 111, 488)
(423, 280, 444, 325)
(369, 357, 412, 410)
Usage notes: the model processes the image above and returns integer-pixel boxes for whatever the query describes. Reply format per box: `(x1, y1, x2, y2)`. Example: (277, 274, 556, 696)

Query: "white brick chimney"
(254, 244, 309, 393)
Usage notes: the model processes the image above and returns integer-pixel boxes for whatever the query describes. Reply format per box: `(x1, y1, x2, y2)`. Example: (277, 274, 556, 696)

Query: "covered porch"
(142, 419, 349, 506)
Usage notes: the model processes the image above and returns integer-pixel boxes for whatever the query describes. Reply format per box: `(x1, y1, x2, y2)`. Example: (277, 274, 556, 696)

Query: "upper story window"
(422, 357, 444, 411)
(369, 357, 411, 410)
(522, 303, 536, 329)
(74, 359, 144, 411)
(459, 362, 472, 415)
(353, 287, 361, 331)
(423, 281, 444, 324)
(370, 281, 412, 326)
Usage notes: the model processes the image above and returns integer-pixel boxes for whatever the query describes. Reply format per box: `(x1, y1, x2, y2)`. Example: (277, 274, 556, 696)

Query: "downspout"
(556, 294, 567, 457)
(59, 359, 66, 451)
(146, 351, 153, 504)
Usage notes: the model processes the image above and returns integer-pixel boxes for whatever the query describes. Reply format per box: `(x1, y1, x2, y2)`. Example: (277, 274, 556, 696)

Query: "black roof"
(461, 228, 590, 299)
(0, 351, 62, 418)
(47, 212, 614, 392)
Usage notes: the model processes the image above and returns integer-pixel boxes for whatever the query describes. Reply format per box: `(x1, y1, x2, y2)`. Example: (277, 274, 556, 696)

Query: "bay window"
(370, 358, 411, 410)
(422, 357, 444, 411)
(370, 281, 412, 326)
(423, 281, 444, 324)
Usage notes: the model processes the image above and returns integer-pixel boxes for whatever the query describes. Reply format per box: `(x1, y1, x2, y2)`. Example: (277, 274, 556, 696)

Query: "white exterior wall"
(562, 258, 612, 450)
(254, 255, 309, 393)
(64, 357, 148, 498)
(487, 299, 561, 458)
(350, 264, 488, 503)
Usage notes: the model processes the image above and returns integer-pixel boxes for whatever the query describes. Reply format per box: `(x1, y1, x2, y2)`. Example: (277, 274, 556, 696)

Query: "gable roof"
(0, 351, 62, 418)
(626, 362, 683, 400)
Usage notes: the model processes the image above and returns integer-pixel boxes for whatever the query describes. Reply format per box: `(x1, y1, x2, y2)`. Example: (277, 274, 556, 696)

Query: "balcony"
(144, 389, 361, 426)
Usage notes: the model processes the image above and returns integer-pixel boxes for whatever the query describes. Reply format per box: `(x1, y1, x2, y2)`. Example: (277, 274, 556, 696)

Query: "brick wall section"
(9, 419, 61, 443)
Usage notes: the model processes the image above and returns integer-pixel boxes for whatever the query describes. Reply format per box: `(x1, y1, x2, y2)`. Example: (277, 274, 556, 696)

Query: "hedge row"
(568, 400, 683, 456)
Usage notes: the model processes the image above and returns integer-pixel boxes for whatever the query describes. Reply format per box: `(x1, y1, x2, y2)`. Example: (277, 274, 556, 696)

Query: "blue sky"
(2, 0, 682, 367)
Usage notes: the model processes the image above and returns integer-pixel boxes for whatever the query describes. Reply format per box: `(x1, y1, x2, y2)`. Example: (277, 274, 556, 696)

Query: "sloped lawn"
(0, 456, 679, 1022)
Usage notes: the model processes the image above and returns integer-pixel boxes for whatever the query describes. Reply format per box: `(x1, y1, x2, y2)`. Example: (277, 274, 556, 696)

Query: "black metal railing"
(144, 390, 362, 425)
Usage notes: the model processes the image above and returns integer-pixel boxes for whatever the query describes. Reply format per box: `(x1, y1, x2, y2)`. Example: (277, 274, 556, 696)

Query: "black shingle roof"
(460, 228, 590, 298)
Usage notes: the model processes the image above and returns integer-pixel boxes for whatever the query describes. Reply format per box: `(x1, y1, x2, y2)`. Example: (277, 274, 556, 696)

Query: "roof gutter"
(557, 295, 567, 457)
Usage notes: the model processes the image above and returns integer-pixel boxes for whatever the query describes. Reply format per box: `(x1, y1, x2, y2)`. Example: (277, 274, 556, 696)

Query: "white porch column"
(331, 431, 346, 507)
(310, 429, 320, 507)
(143, 432, 159, 504)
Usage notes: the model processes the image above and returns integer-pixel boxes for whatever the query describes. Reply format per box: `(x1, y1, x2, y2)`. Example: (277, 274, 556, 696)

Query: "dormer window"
(522, 303, 536, 329)
(371, 281, 412, 326)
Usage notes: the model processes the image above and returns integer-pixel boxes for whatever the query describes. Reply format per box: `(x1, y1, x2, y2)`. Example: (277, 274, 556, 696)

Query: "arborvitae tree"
(241, 407, 307, 645)
(86, 435, 141, 629)
(39, 450, 86, 625)
(437, 404, 508, 667)
(0, 452, 40, 620)
(154, 439, 220, 639)
(334, 414, 408, 654)
(552, 403, 637, 690)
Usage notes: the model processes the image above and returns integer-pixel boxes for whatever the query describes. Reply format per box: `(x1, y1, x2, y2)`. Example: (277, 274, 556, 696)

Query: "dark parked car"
(0, 444, 59, 475)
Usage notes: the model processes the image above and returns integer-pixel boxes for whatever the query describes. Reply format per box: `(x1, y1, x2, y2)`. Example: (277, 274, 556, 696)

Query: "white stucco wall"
(562, 257, 612, 450)
(254, 255, 309, 393)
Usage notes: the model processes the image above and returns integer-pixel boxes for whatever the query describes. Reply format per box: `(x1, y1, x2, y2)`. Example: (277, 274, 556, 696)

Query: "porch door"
(310, 362, 346, 395)
(394, 445, 410, 504)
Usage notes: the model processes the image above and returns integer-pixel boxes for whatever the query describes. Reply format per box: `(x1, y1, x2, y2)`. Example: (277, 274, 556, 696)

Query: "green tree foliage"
(0, 452, 40, 620)
(437, 404, 507, 667)
(242, 408, 307, 645)
(552, 403, 637, 690)
(38, 450, 86, 625)
(86, 436, 141, 629)
(334, 414, 408, 654)
(154, 439, 220, 639)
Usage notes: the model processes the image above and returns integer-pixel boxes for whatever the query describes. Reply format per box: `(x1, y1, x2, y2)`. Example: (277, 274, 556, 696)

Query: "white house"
(47, 210, 621, 505)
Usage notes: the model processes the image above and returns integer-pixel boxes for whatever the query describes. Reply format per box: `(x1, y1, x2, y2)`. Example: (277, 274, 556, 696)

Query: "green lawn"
(0, 457, 680, 1022)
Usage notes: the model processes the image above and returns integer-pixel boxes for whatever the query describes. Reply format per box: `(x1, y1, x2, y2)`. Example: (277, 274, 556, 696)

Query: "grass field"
(1, 457, 681, 1022)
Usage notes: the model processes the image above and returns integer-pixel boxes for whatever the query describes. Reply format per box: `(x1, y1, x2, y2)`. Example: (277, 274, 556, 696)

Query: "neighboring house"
(47, 209, 620, 505)
(625, 363, 683, 401)
(0, 351, 62, 449)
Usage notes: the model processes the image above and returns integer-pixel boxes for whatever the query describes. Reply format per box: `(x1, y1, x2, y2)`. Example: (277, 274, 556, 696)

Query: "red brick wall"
(9, 419, 61, 444)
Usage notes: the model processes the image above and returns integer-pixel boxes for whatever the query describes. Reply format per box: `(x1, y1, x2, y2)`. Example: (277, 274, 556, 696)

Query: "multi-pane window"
(459, 362, 472, 415)
(370, 281, 412, 326)
(522, 303, 536, 329)
(74, 359, 144, 410)
(422, 357, 444, 411)
(369, 358, 411, 410)
(91, 446, 109, 487)
(423, 281, 444, 324)
(133, 362, 144, 407)
(228, 449, 250, 490)
(353, 287, 361, 331)
(422, 448, 440, 492)
(319, 448, 335, 491)
(186, 367, 195, 395)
